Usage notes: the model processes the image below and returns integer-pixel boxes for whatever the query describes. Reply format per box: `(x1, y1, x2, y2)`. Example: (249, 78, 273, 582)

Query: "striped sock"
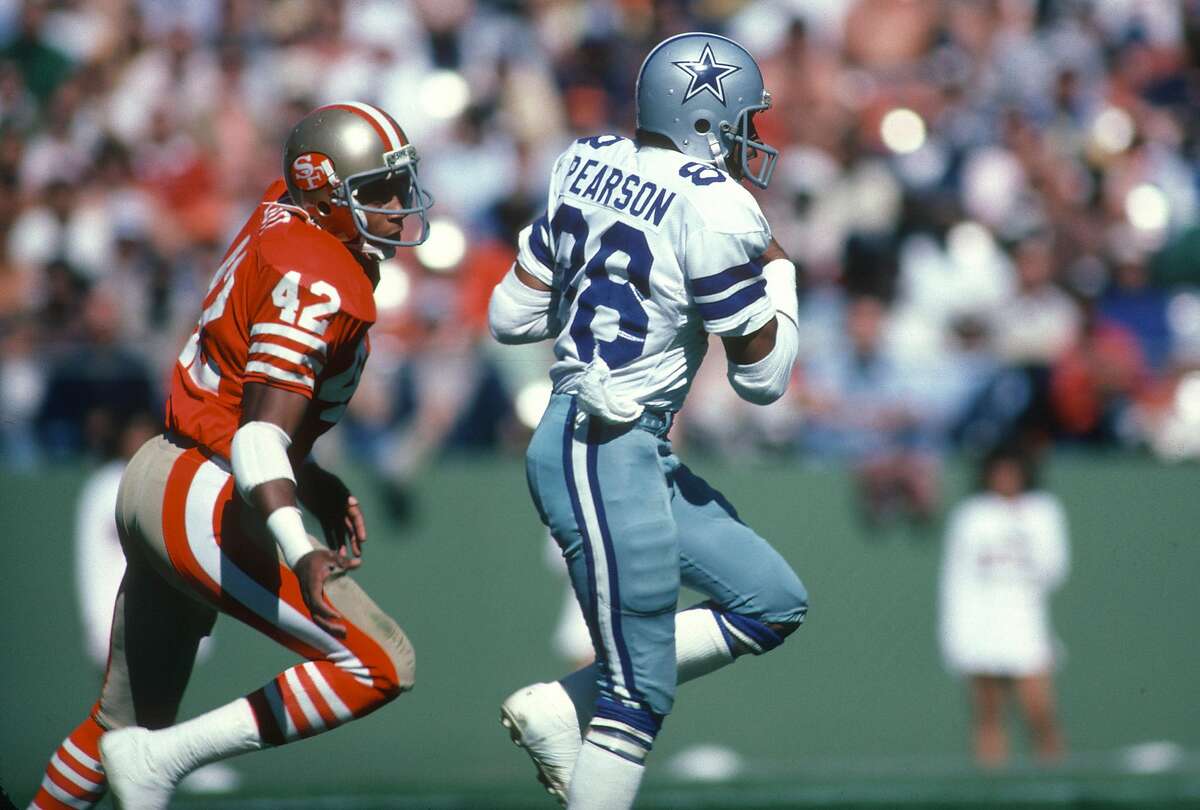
(29, 714, 106, 810)
(246, 662, 371, 745)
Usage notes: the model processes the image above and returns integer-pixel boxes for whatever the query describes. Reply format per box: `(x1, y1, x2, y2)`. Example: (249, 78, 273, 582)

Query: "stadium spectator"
(987, 234, 1082, 445)
(0, 0, 1194, 467)
(34, 283, 158, 459)
(939, 446, 1069, 768)
(1050, 299, 1149, 444)
(800, 294, 940, 527)
(1099, 253, 1172, 372)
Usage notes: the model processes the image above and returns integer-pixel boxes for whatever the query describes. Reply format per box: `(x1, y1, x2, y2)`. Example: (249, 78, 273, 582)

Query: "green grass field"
(3, 454, 1198, 808)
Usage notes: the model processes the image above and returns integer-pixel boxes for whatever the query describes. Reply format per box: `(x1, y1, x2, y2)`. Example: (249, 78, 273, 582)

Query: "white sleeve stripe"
(337, 100, 403, 150)
(250, 323, 326, 353)
(245, 361, 315, 389)
(248, 342, 324, 374)
(703, 296, 775, 336)
(691, 276, 764, 303)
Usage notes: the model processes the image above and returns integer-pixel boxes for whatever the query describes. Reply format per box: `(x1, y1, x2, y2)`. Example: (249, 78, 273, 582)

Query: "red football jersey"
(166, 180, 377, 460)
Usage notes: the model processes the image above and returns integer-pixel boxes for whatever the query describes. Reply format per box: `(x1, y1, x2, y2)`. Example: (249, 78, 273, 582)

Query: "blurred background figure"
(543, 530, 595, 671)
(73, 410, 157, 667)
(799, 294, 941, 529)
(939, 446, 1070, 769)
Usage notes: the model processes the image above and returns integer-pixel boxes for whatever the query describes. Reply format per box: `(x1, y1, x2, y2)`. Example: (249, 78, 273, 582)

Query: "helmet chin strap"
(705, 131, 730, 173)
(357, 241, 394, 261)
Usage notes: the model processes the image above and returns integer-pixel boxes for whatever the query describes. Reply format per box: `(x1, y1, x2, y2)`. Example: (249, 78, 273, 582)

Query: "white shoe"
(500, 682, 582, 806)
(99, 727, 180, 810)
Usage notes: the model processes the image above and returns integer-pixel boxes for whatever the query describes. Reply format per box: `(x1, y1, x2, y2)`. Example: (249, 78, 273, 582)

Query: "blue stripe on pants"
(586, 427, 637, 699)
(561, 398, 600, 651)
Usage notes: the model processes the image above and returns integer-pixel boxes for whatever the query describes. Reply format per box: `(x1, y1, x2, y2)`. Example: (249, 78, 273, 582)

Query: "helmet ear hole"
(694, 118, 711, 134)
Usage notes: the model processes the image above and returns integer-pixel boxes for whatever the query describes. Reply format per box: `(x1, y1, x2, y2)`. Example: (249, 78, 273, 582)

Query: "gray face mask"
(341, 146, 435, 248)
(635, 32, 779, 189)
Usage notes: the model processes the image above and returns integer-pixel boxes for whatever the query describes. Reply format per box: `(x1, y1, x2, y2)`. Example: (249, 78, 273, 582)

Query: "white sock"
(148, 697, 263, 780)
(565, 740, 645, 810)
(558, 607, 736, 728)
(675, 606, 735, 682)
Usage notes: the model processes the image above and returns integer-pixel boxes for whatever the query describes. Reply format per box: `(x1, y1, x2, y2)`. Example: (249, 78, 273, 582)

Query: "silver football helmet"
(283, 102, 433, 248)
(635, 32, 778, 188)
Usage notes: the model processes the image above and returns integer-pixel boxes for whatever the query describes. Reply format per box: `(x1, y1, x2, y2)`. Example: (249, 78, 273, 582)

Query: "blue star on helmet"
(673, 44, 741, 104)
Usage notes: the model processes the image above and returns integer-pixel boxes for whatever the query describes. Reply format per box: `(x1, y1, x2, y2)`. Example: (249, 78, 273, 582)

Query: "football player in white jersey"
(488, 32, 809, 809)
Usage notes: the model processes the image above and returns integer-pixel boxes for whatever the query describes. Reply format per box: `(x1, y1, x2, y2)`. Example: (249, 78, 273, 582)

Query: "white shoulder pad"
(647, 148, 768, 235)
(552, 135, 636, 195)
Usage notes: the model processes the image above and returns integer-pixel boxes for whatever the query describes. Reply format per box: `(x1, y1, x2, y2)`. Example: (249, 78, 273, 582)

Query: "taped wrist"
(265, 506, 312, 567)
(727, 313, 799, 405)
(489, 264, 552, 344)
(231, 420, 295, 502)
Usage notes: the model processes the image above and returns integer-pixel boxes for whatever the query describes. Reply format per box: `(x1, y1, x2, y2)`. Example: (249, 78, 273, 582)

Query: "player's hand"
(293, 548, 358, 638)
(297, 464, 367, 561)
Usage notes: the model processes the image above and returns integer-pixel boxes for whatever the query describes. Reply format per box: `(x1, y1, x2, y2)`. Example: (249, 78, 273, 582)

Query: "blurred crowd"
(1, 0, 1199, 519)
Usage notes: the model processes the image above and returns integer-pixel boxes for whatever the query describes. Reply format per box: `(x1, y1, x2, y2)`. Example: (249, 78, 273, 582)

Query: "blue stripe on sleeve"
(696, 278, 767, 322)
(690, 259, 762, 297)
(528, 213, 553, 268)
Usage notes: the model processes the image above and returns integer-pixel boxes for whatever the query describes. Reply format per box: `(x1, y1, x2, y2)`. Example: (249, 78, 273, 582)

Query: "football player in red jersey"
(30, 102, 433, 810)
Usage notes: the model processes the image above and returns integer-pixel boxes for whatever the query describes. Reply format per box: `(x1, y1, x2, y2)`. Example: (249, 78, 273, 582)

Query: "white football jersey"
(517, 135, 774, 412)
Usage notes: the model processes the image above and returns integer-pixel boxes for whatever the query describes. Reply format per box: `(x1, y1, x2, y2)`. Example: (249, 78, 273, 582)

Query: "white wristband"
(762, 258, 799, 327)
(265, 506, 313, 568)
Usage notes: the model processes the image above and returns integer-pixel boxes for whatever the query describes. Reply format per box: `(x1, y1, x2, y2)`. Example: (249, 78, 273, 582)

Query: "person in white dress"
(939, 447, 1069, 767)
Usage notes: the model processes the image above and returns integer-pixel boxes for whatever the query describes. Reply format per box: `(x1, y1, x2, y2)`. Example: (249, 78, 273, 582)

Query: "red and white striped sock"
(247, 661, 392, 744)
(29, 714, 106, 810)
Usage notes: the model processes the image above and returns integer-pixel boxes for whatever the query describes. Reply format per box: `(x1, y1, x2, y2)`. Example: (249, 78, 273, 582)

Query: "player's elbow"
(488, 265, 553, 344)
(731, 376, 788, 405)
(727, 315, 798, 405)
(488, 312, 547, 345)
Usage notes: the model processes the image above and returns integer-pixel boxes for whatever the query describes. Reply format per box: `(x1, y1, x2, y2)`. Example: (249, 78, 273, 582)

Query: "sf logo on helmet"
(291, 152, 337, 191)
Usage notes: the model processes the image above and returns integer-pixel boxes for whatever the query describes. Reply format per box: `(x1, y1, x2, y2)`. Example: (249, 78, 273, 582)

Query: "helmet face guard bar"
(721, 92, 778, 189)
(339, 145, 434, 247)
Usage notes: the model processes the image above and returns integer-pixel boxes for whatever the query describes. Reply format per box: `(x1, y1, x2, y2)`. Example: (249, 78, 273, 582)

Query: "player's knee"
(760, 570, 809, 635)
(377, 636, 416, 697)
(340, 612, 416, 698)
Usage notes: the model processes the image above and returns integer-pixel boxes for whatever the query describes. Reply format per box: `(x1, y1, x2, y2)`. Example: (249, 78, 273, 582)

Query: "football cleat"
(500, 682, 582, 806)
(99, 727, 179, 810)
